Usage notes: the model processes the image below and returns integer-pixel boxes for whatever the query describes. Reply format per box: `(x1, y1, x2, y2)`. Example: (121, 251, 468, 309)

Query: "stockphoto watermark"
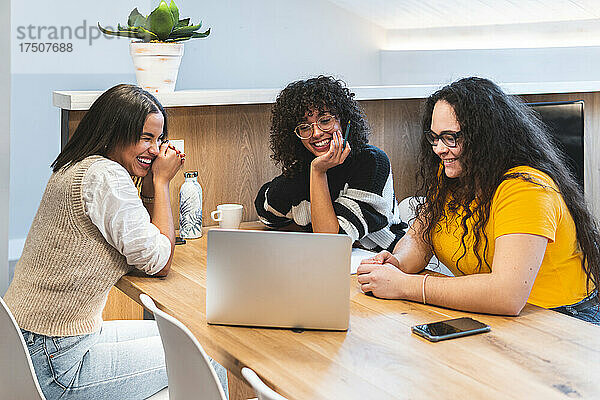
(15, 20, 118, 53)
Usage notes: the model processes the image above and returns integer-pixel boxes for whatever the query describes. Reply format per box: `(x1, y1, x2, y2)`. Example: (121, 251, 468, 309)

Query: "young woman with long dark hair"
(4, 84, 193, 399)
(358, 77, 599, 325)
(255, 76, 406, 252)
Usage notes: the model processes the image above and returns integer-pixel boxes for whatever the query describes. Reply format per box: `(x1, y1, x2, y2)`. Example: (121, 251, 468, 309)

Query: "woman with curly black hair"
(358, 77, 600, 325)
(255, 76, 407, 252)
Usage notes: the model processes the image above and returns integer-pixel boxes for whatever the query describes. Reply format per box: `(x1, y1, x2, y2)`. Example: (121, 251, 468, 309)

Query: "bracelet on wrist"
(422, 274, 430, 305)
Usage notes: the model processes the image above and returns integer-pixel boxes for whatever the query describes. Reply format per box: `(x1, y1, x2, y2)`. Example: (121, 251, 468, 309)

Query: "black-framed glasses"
(424, 130, 462, 148)
(294, 114, 337, 139)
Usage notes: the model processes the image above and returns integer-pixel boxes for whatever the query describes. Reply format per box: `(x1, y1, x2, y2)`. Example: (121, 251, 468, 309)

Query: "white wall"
(176, 0, 385, 89)
(381, 46, 600, 86)
(384, 19, 600, 50)
(1, 0, 11, 294)
(381, 20, 600, 86)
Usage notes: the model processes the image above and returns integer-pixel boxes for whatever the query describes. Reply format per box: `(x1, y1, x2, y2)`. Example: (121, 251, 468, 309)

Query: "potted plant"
(98, 0, 210, 93)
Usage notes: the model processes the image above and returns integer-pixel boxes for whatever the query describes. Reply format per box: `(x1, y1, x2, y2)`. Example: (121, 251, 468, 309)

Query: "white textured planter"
(130, 42, 184, 93)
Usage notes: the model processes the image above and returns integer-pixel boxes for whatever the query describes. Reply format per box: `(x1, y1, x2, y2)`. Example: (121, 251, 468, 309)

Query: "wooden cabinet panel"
(102, 286, 143, 320)
(68, 99, 426, 228)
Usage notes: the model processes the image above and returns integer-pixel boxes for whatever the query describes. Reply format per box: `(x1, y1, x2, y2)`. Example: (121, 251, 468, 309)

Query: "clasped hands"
(149, 141, 186, 184)
(357, 251, 415, 299)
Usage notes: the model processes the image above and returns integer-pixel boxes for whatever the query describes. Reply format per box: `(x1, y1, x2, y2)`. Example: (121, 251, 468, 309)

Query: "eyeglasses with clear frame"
(424, 130, 463, 148)
(294, 114, 338, 139)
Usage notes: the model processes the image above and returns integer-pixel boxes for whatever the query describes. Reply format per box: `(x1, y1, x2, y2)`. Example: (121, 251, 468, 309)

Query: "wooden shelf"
(53, 81, 600, 110)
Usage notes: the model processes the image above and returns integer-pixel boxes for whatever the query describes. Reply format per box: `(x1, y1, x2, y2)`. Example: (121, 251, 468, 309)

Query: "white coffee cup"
(211, 204, 243, 229)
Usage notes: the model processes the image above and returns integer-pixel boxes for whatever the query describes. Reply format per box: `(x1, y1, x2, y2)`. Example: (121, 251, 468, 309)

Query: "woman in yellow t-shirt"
(358, 77, 599, 325)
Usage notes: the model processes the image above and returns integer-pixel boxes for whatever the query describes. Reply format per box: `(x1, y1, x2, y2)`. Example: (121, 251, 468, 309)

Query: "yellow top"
(432, 166, 591, 308)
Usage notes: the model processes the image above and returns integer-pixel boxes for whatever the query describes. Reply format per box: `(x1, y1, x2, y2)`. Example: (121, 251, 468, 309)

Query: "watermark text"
(16, 20, 117, 46)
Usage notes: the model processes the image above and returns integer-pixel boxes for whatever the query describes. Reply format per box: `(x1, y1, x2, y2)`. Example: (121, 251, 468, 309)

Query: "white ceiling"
(328, 0, 600, 30)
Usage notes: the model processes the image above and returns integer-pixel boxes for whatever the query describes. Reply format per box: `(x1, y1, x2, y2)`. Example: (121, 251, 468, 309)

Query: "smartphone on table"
(411, 317, 490, 342)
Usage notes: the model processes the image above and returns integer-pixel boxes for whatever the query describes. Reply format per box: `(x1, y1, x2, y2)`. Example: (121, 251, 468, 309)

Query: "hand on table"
(357, 261, 411, 299)
(310, 130, 351, 173)
(361, 250, 401, 269)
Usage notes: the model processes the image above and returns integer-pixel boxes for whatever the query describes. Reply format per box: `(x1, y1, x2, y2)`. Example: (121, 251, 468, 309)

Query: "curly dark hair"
(415, 77, 600, 294)
(269, 76, 370, 177)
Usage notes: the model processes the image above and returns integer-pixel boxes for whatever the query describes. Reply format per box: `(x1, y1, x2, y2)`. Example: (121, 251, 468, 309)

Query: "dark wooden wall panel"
(520, 93, 599, 218)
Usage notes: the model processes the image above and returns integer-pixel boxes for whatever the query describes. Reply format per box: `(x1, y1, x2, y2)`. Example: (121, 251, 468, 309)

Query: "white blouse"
(82, 158, 171, 275)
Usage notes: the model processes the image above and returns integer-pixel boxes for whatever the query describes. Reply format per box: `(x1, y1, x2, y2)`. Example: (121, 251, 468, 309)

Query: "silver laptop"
(206, 229, 351, 331)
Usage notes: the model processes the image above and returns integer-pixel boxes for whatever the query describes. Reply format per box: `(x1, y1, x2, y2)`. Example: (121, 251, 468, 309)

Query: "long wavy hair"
(415, 77, 599, 293)
(51, 84, 167, 172)
(269, 76, 370, 177)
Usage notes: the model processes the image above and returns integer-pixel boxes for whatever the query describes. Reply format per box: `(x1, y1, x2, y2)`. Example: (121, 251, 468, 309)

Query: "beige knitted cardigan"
(4, 156, 133, 336)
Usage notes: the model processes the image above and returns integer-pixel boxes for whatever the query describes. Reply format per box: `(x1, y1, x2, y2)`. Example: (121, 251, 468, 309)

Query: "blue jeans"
(551, 291, 600, 326)
(22, 320, 229, 399)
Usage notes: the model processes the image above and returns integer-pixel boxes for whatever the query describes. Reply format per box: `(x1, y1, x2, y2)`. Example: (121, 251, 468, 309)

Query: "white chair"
(398, 196, 453, 276)
(0, 297, 46, 400)
(242, 368, 288, 400)
(140, 294, 227, 400)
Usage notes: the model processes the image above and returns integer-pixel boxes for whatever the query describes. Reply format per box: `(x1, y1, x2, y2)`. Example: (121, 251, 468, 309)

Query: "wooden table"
(114, 222, 600, 400)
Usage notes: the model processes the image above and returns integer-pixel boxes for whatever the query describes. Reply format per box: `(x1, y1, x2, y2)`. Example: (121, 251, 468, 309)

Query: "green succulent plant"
(98, 0, 210, 43)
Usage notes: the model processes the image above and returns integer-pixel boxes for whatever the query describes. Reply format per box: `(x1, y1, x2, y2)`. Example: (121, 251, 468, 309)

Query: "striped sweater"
(255, 145, 407, 252)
